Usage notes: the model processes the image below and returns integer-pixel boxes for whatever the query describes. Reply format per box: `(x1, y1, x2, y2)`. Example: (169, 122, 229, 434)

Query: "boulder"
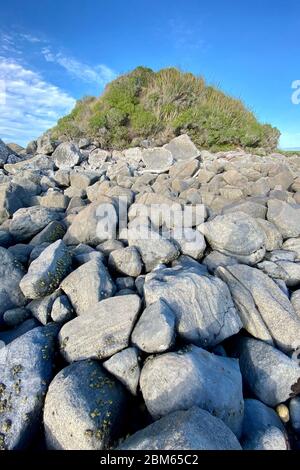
(289, 397, 300, 432)
(20, 240, 71, 299)
(60, 258, 115, 316)
(267, 200, 300, 238)
(241, 399, 288, 450)
(0, 248, 26, 323)
(140, 345, 244, 436)
(59, 295, 141, 362)
(108, 247, 143, 277)
(142, 148, 174, 174)
(52, 142, 82, 169)
(217, 264, 300, 352)
(144, 263, 242, 348)
(198, 212, 266, 265)
(44, 360, 127, 450)
(131, 299, 176, 353)
(63, 201, 118, 246)
(238, 338, 300, 406)
(50, 295, 74, 323)
(163, 134, 200, 162)
(9, 206, 63, 242)
(103, 347, 140, 395)
(28, 289, 61, 325)
(0, 324, 58, 449)
(0, 138, 12, 166)
(118, 407, 242, 450)
(30, 221, 66, 246)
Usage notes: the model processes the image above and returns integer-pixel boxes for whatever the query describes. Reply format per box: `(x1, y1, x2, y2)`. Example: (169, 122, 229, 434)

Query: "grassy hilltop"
(51, 66, 280, 152)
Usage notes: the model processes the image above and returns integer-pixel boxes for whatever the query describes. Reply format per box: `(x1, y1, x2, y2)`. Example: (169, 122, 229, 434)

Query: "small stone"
(103, 347, 140, 395)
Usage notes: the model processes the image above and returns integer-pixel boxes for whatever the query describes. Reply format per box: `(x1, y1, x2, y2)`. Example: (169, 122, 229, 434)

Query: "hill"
(50, 66, 280, 152)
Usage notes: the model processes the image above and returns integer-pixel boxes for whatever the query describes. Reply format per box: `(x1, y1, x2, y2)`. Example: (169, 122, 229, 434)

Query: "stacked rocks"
(0, 134, 300, 450)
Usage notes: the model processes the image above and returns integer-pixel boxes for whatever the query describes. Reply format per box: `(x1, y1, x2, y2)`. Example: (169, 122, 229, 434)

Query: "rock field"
(0, 133, 300, 450)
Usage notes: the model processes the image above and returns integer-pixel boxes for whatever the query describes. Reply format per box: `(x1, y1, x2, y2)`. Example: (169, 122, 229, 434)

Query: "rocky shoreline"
(0, 133, 300, 450)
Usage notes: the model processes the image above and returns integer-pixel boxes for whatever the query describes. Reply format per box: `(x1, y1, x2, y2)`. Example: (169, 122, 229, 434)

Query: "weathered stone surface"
(103, 347, 140, 395)
(140, 345, 244, 436)
(203, 250, 239, 273)
(36, 133, 57, 155)
(0, 247, 26, 322)
(60, 258, 115, 316)
(52, 142, 82, 169)
(291, 290, 300, 316)
(0, 324, 58, 449)
(30, 221, 66, 246)
(255, 219, 283, 251)
(63, 201, 117, 246)
(198, 212, 266, 265)
(44, 360, 127, 450)
(170, 228, 206, 260)
(164, 134, 200, 162)
(241, 399, 288, 450)
(282, 237, 300, 260)
(118, 407, 242, 450)
(9, 206, 63, 242)
(144, 263, 242, 348)
(217, 264, 300, 352)
(108, 247, 143, 277)
(267, 200, 300, 238)
(50, 295, 73, 323)
(131, 299, 176, 353)
(0, 318, 39, 346)
(0, 138, 12, 166)
(0, 183, 37, 224)
(222, 200, 267, 219)
(128, 228, 180, 272)
(28, 289, 62, 325)
(142, 148, 174, 173)
(59, 295, 141, 362)
(238, 338, 300, 407)
(20, 240, 71, 299)
(289, 397, 300, 432)
(3, 307, 31, 327)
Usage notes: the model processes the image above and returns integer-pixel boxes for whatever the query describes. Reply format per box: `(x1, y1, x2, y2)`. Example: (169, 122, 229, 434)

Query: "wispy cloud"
(167, 18, 207, 52)
(41, 47, 116, 86)
(0, 57, 75, 146)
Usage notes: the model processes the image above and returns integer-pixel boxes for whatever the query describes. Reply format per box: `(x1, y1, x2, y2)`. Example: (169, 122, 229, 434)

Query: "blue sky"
(0, 0, 299, 148)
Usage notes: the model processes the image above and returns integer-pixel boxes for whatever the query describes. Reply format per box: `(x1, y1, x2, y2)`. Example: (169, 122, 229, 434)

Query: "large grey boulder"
(36, 133, 57, 155)
(20, 240, 71, 299)
(0, 324, 58, 449)
(140, 345, 244, 436)
(267, 200, 300, 238)
(128, 227, 180, 272)
(0, 247, 26, 323)
(0, 183, 37, 224)
(9, 206, 63, 242)
(60, 258, 115, 316)
(256, 219, 283, 251)
(170, 228, 206, 260)
(0, 138, 12, 166)
(108, 247, 143, 277)
(238, 338, 300, 406)
(59, 295, 141, 362)
(51, 295, 74, 323)
(30, 221, 66, 246)
(131, 299, 176, 353)
(163, 134, 200, 162)
(52, 142, 82, 169)
(198, 212, 266, 265)
(44, 360, 127, 450)
(63, 201, 118, 246)
(142, 148, 174, 173)
(283, 237, 300, 261)
(103, 347, 140, 395)
(241, 399, 288, 450)
(144, 263, 242, 348)
(217, 264, 300, 352)
(118, 407, 242, 450)
(4, 154, 54, 174)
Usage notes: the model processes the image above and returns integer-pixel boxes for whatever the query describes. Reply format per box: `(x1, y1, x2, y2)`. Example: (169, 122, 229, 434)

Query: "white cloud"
(42, 47, 116, 86)
(0, 57, 75, 146)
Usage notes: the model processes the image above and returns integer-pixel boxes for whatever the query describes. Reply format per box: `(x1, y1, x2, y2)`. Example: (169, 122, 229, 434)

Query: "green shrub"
(50, 67, 280, 151)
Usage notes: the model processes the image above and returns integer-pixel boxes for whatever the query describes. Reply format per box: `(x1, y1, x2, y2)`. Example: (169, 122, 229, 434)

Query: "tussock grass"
(51, 66, 280, 151)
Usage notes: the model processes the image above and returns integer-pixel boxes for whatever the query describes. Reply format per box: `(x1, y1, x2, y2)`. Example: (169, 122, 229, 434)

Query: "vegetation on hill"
(51, 66, 280, 151)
